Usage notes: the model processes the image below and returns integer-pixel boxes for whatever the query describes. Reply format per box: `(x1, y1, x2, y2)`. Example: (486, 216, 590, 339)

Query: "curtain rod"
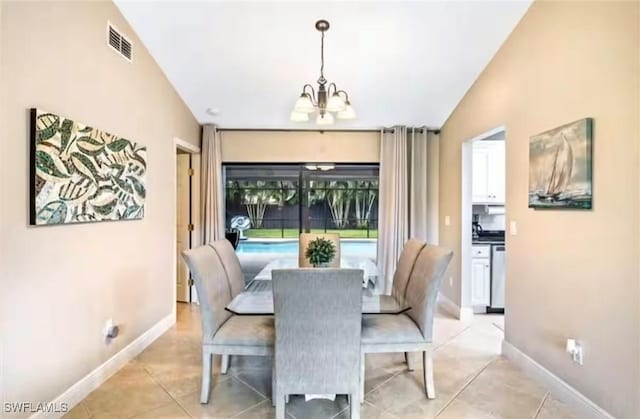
(215, 127, 440, 134)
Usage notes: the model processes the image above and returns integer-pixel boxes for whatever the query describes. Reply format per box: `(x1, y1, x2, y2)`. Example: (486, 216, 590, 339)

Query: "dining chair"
(391, 238, 427, 300)
(272, 268, 363, 419)
(182, 244, 274, 404)
(360, 244, 453, 400)
(298, 233, 341, 267)
(390, 239, 427, 368)
(210, 239, 248, 373)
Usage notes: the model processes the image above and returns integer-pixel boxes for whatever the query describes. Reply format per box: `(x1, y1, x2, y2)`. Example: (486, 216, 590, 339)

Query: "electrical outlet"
(103, 319, 114, 337)
(566, 339, 584, 365)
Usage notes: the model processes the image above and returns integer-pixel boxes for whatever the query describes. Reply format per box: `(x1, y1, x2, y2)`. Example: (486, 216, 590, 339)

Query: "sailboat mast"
(546, 143, 562, 195)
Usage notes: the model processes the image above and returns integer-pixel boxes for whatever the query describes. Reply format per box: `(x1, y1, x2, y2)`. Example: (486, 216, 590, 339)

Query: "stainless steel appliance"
(489, 244, 505, 312)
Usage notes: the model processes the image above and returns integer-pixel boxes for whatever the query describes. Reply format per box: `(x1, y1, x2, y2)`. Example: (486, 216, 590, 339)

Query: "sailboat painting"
(529, 118, 593, 209)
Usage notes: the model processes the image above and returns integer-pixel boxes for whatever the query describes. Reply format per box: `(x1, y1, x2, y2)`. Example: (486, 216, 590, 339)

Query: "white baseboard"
(32, 312, 176, 419)
(501, 340, 614, 419)
(437, 292, 474, 322)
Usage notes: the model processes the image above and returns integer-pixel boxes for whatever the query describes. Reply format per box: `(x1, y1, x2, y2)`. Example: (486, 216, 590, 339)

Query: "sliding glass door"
(301, 165, 379, 238)
(224, 165, 300, 239)
(224, 164, 379, 241)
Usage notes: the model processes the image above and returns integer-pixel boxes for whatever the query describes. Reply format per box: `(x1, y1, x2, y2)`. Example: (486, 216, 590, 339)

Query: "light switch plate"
(445, 216, 451, 226)
(510, 220, 517, 235)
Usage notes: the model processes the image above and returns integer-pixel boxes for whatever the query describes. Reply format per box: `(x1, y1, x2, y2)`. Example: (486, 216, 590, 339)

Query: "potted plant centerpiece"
(305, 237, 337, 268)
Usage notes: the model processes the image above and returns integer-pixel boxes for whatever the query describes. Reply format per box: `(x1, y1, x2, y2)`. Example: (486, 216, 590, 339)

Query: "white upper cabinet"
(472, 141, 505, 204)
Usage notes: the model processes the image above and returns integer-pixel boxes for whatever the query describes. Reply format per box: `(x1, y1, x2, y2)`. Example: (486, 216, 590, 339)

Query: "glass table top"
(226, 280, 410, 315)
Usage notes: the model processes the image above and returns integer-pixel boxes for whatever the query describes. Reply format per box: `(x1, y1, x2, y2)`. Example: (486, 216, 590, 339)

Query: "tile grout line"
(227, 399, 270, 418)
(230, 368, 272, 400)
(533, 391, 550, 419)
(364, 400, 401, 419)
(227, 372, 297, 419)
(433, 324, 473, 351)
(364, 318, 476, 416)
(225, 377, 271, 418)
(330, 405, 348, 419)
(362, 367, 404, 400)
(432, 355, 500, 418)
(140, 364, 195, 419)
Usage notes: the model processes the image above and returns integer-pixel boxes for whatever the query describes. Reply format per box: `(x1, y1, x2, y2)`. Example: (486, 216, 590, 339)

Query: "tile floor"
(64, 304, 581, 419)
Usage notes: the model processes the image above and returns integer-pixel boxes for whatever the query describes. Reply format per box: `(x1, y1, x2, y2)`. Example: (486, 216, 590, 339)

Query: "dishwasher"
(489, 245, 505, 313)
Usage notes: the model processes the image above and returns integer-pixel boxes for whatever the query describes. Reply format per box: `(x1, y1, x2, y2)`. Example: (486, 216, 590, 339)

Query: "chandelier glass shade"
(291, 20, 355, 124)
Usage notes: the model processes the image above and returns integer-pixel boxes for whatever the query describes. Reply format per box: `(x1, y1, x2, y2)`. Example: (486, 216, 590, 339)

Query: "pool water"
(237, 240, 377, 257)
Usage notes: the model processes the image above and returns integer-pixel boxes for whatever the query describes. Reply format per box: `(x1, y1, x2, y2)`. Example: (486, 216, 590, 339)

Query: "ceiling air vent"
(107, 22, 132, 62)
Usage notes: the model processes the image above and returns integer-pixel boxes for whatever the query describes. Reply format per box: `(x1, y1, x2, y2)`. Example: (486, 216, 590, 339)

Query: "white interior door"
(176, 153, 191, 303)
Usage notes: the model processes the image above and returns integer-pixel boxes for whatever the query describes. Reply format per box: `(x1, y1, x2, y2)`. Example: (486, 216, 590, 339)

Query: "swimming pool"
(237, 240, 377, 257)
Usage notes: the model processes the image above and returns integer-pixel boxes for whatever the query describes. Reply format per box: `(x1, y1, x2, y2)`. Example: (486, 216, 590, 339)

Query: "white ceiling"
(115, 1, 532, 129)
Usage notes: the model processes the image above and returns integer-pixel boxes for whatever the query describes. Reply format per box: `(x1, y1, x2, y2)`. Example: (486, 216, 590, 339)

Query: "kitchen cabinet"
(471, 245, 491, 308)
(472, 141, 505, 204)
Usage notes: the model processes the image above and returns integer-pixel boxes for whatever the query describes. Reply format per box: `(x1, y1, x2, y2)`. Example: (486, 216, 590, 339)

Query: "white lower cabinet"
(471, 246, 491, 309)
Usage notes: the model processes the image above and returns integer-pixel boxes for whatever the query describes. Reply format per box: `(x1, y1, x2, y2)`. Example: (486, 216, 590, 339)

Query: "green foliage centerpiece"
(305, 237, 336, 267)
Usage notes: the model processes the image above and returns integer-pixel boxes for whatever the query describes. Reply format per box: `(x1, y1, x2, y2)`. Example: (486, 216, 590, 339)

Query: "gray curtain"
(200, 124, 225, 244)
(377, 126, 431, 294)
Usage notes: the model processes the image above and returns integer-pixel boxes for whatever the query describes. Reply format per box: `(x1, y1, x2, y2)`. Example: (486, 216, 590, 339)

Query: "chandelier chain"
(318, 31, 326, 85)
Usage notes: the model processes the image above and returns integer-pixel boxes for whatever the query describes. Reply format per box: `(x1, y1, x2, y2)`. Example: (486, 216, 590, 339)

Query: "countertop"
(472, 240, 505, 245)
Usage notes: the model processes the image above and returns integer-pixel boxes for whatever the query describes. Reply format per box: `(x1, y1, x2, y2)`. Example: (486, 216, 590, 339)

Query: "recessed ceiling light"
(206, 108, 220, 116)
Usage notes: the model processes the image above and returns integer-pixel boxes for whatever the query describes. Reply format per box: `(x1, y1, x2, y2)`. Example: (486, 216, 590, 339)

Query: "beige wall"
(0, 1, 200, 413)
(220, 130, 380, 162)
(438, 1, 639, 417)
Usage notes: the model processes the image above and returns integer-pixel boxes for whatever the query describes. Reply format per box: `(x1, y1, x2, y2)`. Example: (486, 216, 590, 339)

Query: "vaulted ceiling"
(115, 1, 532, 129)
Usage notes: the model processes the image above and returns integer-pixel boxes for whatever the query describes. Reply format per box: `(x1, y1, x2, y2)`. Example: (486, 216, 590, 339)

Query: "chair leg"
(275, 393, 286, 419)
(200, 351, 212, 404)
(350, 392, 361, 419)
(221, 354, 230, 374)
(360, 355, 365, 401)
(406, 352, 417, 371)
(423, 350, 435, 399)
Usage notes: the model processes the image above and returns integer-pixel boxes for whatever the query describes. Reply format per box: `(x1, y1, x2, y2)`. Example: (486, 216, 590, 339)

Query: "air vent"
(107, 22, 132, 62)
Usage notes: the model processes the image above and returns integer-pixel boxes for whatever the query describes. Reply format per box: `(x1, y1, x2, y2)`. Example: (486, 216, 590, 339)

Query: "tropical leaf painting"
(30, 109, 146, 225)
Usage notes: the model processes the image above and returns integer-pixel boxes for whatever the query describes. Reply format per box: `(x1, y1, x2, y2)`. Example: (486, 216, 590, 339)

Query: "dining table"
(224, 256, 411, 402)
(225, 256, 411, 315)
(253, 255, 379, 287)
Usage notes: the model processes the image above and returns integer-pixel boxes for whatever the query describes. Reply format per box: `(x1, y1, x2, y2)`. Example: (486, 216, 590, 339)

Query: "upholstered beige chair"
(361, 244, 453, 400)
(391, 239, 427, 299)
(298, 233, 341, 267)
(209, 239, 248, 373)
(272, 268, 363, 419)
(182, 242, 274, 404)
(210, 239, 245, 298)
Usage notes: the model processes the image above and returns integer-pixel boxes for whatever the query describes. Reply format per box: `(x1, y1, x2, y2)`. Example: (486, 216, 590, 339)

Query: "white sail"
(545, 134, 574, 197)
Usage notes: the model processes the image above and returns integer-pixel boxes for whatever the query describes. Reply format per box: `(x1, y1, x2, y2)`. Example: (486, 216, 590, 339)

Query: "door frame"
(174, 137, 200, 309)
(460, 125, 505, 316)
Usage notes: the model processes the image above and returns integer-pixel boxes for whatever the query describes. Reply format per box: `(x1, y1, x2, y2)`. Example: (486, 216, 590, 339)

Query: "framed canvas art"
(529, 118, 593, 209)
(30, 109, 146, 225)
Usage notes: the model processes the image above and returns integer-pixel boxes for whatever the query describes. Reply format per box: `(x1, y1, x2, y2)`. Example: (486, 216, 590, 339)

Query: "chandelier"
(290, 20, 356, 125)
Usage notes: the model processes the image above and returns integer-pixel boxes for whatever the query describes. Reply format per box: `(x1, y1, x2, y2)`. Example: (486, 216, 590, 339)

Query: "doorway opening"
(175, 138, 200, 306)
(461, 127, 506, 327)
